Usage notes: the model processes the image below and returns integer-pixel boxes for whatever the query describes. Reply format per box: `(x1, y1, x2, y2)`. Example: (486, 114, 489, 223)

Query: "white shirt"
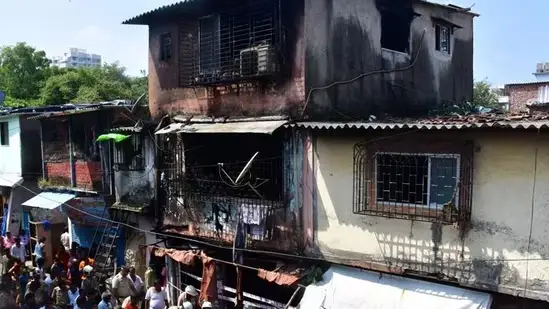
(131, 274, 144, 291)
(145, 287, 168, 309)
(61, 232, 70, 251)
(68, 289, 80, 306)
(10, 244, 25, 262)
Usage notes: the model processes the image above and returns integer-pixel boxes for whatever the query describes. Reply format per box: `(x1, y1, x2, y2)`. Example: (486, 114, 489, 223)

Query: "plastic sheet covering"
(298, 266, 492, 309)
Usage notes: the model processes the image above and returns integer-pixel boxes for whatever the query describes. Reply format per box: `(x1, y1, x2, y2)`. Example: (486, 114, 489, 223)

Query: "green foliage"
(0, 42, 51, 100)
(472, 80, 499, 109)
(0, 43, 147, 108)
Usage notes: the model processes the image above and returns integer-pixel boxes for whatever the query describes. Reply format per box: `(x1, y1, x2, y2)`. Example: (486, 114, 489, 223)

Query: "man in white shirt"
(10, 237, 25, 263)
(145, 280, 169, 309)
(129, 266, 144, 293)
(60, 228, 70, 252)
(112, 266, 137, 304)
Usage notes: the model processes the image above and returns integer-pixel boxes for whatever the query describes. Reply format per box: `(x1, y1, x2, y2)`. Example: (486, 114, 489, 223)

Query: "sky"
(0, 0, 545, 85)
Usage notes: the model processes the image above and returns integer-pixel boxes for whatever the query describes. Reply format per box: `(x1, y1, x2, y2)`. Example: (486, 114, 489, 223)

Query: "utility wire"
(3, 174, 549, 265)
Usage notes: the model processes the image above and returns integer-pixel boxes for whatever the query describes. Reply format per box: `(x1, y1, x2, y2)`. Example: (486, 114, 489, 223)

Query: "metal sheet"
(0, 176, 23, 188)
(22, 192, 76, 210)
(290, 121, 549, 130)
(155, 120, 288, 135)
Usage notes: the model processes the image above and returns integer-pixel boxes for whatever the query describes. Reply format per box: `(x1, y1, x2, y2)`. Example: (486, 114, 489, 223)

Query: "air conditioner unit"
(240, 44, 276, 77)
(543, 63, 549, 72)
(537, 63, 544, 73)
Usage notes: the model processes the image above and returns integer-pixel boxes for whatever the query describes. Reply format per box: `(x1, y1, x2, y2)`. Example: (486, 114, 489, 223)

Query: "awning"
(155, 120, 288, 135)
(298, 266, 492, 309)
(0, 175, 23, 188)
(22, 192, 76, 210)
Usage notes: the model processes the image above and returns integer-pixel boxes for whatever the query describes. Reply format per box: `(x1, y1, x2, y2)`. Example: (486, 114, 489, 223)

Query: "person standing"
(128, 267, 144, 295)
(2, 231, 15, 250)
(10, 237, 25, 264)
(60, 228, 70, 252)
(51, 279, 70, 309)
(67, 282, 80, 308)
(33, 237, 46, 273)
(111, 267, 136, 305)
(144, 280, 168, 309)
(98, 292, 112, 309)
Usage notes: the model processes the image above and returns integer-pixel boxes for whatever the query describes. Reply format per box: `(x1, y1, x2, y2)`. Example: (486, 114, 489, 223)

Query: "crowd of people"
(0, 228, 213, 309)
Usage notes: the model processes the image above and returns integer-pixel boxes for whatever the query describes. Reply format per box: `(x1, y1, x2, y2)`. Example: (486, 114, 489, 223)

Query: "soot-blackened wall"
(303, 0, 475, 120)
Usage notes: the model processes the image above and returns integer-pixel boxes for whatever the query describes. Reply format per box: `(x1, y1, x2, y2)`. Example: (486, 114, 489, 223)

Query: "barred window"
(353, 142, 472, 224)
(114, 135, 144, 171)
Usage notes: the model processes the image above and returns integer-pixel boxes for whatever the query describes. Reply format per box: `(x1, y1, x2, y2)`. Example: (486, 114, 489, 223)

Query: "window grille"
(113, 135, 144, 171)
(353, 142, 473, 224)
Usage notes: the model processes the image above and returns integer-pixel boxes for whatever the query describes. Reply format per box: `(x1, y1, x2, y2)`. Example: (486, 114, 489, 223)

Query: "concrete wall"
(304, 0, 475, 119)
(114, 135, 155, 207)
(308, 130, 549, 301)
(146, 0, 305, 119)
(0, 116, 22, 178)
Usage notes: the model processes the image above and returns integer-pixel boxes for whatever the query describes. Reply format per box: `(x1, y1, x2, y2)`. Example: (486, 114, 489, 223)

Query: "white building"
(51, 48, 102, 68)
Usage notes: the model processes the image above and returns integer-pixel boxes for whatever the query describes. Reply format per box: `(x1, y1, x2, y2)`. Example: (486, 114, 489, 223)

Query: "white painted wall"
(0, 116, 22, 178)
(311, 131, 549, 301)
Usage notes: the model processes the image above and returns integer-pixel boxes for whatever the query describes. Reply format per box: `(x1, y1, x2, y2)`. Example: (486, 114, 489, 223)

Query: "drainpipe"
(68, 118, 76, 187)
(39, 121, 46, 180)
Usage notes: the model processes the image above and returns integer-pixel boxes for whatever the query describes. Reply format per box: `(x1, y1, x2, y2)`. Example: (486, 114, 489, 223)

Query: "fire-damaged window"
(181, 134, 283, 201)
(192, 0, 280, 84)
(160, 33, 172, 61)
(378, 2, 415, 53)
(435, 23, 451, 54)
(353, 140, 473, 224)
(114, 135, 144, 171)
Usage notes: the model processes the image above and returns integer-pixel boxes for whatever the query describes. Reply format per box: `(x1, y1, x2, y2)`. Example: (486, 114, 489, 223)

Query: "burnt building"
(124, 0, 476, 121)
(123, 1, 478, 307)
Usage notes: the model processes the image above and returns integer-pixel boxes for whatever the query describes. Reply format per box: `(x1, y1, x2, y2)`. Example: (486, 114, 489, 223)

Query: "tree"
(472, 80, 499, 109)
(0, 42, 51, 101)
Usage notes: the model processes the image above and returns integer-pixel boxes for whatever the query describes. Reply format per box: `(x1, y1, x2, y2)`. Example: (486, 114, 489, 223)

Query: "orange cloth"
(153, 248, 196, 266)
(199, 253, 217, 303)
(257, 268, 300, 286)
(79, 258, 95, 271)
(124, 303, 138, 309)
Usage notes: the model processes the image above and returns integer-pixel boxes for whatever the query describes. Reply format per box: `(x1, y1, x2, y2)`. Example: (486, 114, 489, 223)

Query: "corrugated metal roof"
(290, 120, 549, 130)
(109, 126, 143, 133)
(0, 175, 23, 188)
(22, 192, 76, 210)
(122, 0, 199, 25)
(156, 120, 288, 135)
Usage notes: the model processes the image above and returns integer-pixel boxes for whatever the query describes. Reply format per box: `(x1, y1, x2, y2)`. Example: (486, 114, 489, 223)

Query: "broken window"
(160, 33, 172, 61)
(435, 24, 451, 53)
(380, 8, 414, 53)
(114, 134, 144, 171)
(0, 122, 8, 146)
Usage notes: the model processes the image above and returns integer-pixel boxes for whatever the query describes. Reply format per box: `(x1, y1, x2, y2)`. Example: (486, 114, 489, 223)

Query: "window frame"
(160, 33, 173, 62)
(374, 152, 460, 210)
(113, 134, 145, 172)
(435, 23, 452, 54)
(0, 122, 9, 146)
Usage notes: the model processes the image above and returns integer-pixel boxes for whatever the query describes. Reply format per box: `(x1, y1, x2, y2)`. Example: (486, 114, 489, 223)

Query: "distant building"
(51, 48, 102, 68)
(504, 63, 549, 112)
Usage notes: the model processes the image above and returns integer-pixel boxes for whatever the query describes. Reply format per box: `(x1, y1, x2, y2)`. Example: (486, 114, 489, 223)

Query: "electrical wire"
(4, 174, 549, 266)
(524, 128, 540, 294)
(300, 28, 427, 117)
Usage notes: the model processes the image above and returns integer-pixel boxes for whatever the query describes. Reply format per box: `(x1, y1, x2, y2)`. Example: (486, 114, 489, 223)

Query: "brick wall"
(507, 83, 546, 113)
(45, 160, 102, 190)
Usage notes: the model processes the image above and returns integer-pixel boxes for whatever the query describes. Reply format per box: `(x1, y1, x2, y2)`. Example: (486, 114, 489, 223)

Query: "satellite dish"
(235, 152, 259, 185)
(0, 91, 5, 106)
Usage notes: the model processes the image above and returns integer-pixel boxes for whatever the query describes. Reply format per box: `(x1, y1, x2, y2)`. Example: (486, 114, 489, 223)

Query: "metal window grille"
(113, 134, 144, 171)
(435, 24, 451, 54)
(160, 33, 172, 61)
(353, 143, 473, 224)
(181, 0, 281, 85)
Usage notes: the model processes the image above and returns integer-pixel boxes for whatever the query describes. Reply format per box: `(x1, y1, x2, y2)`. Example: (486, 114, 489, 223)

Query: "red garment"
(58, 250, 70, 269)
